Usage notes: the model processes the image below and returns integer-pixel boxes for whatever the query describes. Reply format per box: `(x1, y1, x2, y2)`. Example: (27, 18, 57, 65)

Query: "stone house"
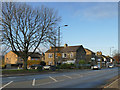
(84, 48, 96, 65)
(45, 44, 86, 65)
(4, 51, 42, 68)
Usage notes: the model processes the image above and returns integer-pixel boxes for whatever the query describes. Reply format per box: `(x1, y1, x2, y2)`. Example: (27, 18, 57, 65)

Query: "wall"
(4, 51, 18, 64)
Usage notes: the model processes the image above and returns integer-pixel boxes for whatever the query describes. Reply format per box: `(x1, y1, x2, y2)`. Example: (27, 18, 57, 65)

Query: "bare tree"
(1, 2, 60, 70)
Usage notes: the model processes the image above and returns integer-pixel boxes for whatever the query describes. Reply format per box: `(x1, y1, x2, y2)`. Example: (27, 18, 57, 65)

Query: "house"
(4, 51, 42, 68)
(84, 48, 96, 65)
(45, 44, 86, 65)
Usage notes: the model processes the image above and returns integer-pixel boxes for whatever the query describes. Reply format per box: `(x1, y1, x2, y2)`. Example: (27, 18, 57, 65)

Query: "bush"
(40, 61, 46, 66)
(60, 63, 76, 69)
(79, 60, 86, 64)
(37, 65, 43, 71)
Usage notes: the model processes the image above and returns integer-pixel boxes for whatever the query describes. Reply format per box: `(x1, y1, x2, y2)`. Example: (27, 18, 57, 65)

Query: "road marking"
(0, 81, 13, 89)
(63, 75, 72, 79)
(49, 76, 58, 82)
(36, 78, 65, 86)
(104, 78, 119, 88)
(36, 82, 52, 86)
(32, 78, 35, 86)
(7, 77, 16, 79)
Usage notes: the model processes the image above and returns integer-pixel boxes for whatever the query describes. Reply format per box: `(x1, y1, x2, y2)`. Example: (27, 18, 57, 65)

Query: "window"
(48, 53, 53, 58)
(70, 53, 73, 58)
(49, 61, 53, 65)
(62, 53, 67, 58)
(31, 58, 38, 60)
(56, 54, 58, 58)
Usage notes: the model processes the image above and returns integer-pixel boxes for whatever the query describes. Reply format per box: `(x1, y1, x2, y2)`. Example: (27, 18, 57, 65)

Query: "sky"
(27, 2, 118, 56)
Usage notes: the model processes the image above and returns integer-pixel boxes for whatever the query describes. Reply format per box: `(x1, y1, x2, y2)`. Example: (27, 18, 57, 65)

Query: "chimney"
(64, 44, 68, 47)
(50, 46, 52, 49)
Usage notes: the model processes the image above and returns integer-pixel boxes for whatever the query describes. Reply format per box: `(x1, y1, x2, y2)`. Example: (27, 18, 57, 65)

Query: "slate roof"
(12, 51, 41, 58)
(45, 45, 83, 53)
(84, 48, 95, 54)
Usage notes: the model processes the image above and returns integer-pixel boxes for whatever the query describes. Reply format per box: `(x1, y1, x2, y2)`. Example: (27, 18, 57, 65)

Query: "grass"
(2, 69, 61, 74)
(2, 69, 42, 74)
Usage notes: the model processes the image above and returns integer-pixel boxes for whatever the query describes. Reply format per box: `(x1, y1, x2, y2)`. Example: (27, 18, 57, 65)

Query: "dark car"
(28, 64, 43, 70)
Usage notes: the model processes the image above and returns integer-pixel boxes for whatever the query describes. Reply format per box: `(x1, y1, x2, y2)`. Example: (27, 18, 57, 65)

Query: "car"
(28, 64, 43, 69)
(43, 65, 51, 70)
(108, 64, 114, 68)
(91, 65, 101, 70)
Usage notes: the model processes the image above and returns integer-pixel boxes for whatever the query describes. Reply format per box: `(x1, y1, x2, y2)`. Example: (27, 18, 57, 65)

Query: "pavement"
(102, 75, 120, 89)
(1, 67, 119, 89)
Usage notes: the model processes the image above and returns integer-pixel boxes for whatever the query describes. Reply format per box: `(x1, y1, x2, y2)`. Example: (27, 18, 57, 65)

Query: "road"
(1, 67, 119, 89)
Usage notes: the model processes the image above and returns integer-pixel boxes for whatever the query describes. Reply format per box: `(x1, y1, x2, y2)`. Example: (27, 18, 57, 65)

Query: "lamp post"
(57, 25, 68, 65)
(58, 25, 68, 47)
(110, 47, 114, 57)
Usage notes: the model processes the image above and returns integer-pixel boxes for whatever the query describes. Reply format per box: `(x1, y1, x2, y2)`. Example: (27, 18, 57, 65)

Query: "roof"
(12, 51, 41, 58)
(45, 45, 83, 53)
(84, 48, 95, 54)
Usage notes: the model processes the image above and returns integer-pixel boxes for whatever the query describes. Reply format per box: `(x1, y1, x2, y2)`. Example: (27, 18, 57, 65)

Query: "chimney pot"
(64, 44, 68, 47)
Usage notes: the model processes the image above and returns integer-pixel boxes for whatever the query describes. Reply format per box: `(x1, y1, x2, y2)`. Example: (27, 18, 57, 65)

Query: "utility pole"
(54, 37, 56, 66)
(110, 47, 114, 57)
(57, 25, 68, 64)
(58, 25, 68, 47)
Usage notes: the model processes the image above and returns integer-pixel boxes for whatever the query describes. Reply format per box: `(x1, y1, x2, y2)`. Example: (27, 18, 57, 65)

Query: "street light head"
(64, 25, 68, 27)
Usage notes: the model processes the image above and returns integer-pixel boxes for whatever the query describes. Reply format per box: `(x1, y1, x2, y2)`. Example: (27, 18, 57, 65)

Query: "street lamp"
(110, 47, 114, 57)
(58, 25, 68, 47)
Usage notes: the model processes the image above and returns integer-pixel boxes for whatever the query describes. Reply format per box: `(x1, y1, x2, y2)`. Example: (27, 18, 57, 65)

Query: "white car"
(43, 65, 51, 70)
(91, 65, 100, 70)
(108, 64, 114, 68)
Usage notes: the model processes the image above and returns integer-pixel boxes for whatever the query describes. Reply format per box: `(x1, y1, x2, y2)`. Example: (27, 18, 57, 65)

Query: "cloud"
(74, 3, 117, 19)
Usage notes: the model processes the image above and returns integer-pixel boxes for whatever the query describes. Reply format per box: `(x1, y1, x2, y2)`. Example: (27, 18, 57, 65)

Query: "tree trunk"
(23, 57, 28, 70)
(23, 51, 28, 70)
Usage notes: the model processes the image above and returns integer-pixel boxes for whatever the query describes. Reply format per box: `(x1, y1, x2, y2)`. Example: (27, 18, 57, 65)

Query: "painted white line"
(63, 75, 72, 79)
(36, 78, 65, 86)
(0, 81, 13, 89)
(32, 78, 35, 86)
(7, 77, 16, 79)
(49, 76, 58, 82)
(35, 82, 52, 86)
(104, 78, 119, 88)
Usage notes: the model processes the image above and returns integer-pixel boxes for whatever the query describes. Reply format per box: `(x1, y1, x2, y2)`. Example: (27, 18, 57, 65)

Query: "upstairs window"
(48, 53, 53, 58)
(62, 53, 67, 58)
(70, 53, 73, 58)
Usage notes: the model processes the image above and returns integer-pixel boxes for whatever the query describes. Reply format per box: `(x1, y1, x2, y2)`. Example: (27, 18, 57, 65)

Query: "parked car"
(43, 65, 51, 70)
(91, 65, 101, 70)
(28, 64, 43, 70)
(108, 64, 114, 68)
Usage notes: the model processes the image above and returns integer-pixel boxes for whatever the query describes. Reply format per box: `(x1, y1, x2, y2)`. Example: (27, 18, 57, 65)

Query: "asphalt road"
(1, 67, 119, 89)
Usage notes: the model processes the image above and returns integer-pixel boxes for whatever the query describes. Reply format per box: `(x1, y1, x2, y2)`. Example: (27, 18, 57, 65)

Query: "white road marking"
(35, 82, 52, 86)
(7, 77, 16, 79)
(32, 78, 35, 86)
(104, 78, 119, 88)
(63, 75, 72, 79)
(36, 78, 65, 86)
(49, 76, 58, 82)
(0, 81, 13, 89)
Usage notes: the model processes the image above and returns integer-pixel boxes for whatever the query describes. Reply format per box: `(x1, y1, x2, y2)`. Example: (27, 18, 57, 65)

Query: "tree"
(1, 2, 61, 70)
(113, 53, 120, 64)
(40, 61, 46, 66)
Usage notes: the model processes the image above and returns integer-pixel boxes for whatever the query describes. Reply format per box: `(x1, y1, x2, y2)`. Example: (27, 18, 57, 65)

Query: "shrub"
(40, 61, 46, 66)
(60, 63, 76, 69)
(79, 60, 86, 64)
